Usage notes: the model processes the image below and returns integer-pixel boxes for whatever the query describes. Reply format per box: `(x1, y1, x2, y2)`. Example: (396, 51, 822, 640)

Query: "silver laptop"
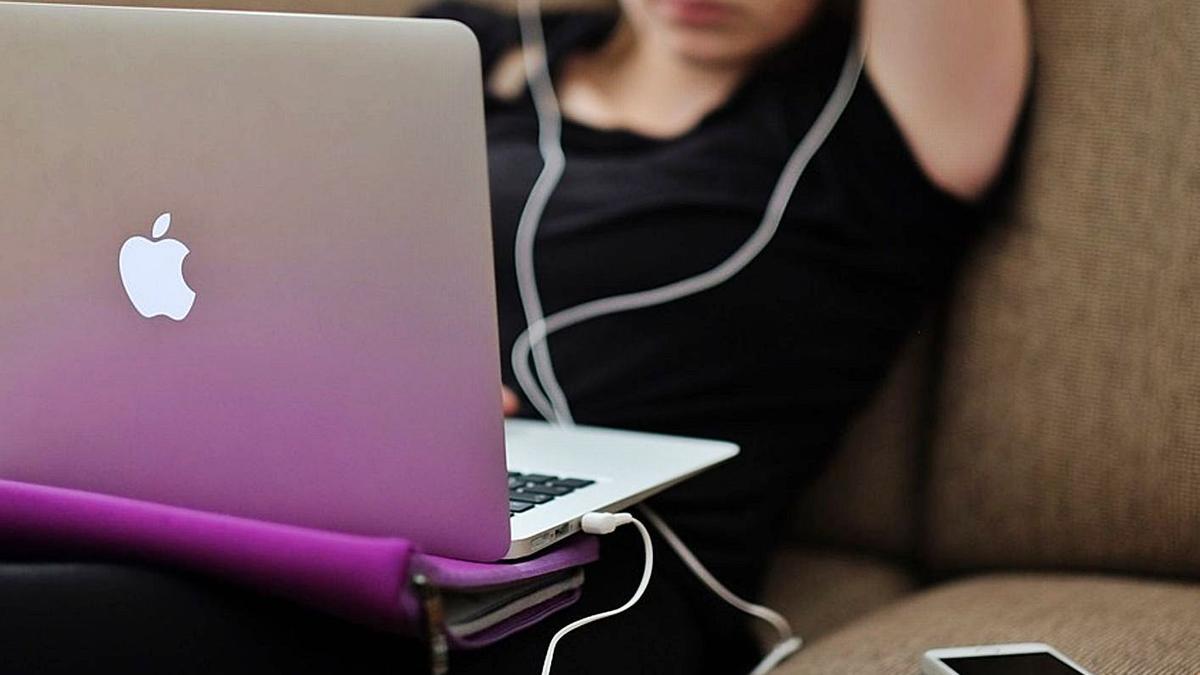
(0, 2, 737, 561)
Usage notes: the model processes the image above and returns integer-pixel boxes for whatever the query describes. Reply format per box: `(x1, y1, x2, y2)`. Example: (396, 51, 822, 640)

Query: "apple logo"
(118, 212, 196, 321)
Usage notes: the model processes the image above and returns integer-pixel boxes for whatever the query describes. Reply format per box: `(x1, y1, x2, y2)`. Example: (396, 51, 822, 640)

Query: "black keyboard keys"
(508, 490, 553, 504)
(547, 478, 594, 489)
(521, 484, 572, 497)
(507, 471, 597, 518)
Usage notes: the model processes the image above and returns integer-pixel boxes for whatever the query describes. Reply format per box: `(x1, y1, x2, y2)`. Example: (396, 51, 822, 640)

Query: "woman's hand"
(502, 386, 520, 417)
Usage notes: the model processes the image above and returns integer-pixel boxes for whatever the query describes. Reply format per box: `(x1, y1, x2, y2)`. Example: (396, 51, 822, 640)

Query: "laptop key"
(521, 484, 572, 497)
(548, 478, 594, 489)
(508, 477, 525, 489)
(509, 500, 535, 513)
(520, 474, 557, 485)
(509, 490, 552, 504)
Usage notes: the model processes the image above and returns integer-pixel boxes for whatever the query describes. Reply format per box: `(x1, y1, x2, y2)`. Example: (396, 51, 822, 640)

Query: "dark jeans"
(0, 526, 759, 674)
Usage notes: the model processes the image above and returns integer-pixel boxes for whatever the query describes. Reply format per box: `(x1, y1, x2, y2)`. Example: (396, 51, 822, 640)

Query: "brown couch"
(35, 0, 1200, 671)
(769, 2, 1200, 671)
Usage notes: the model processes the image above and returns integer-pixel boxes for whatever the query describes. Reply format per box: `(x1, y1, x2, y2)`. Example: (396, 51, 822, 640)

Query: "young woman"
(419, 0, 1032, 672)
(1, 2, 1029, 674)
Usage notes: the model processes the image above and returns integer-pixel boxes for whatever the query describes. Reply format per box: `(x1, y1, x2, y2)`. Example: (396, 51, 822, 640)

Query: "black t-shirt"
(425, 2, 1011, 592)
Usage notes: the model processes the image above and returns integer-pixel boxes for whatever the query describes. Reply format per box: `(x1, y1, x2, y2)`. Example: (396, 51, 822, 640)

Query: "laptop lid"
(0, 3, 511, 561)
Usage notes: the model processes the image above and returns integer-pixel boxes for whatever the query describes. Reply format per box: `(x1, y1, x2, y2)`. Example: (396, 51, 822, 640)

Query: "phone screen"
(941, 653, 1082, 675)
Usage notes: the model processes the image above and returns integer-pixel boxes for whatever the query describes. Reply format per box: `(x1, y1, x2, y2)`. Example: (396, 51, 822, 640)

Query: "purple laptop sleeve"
(0, 479, 599, 650)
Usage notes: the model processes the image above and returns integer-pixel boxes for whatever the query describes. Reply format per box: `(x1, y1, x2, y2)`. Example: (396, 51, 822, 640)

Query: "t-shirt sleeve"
(771, 28, 1030, 291)
(419, 1, 520, 72)
(829, 72, 977, 242)
(797, 33, 1027, 252)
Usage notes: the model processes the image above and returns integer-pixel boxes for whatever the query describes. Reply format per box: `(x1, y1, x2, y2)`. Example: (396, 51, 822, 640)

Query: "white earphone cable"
(513, 0, 575, 425)
(513, 0, 865, 426)
(639, 505, 803, 675)
(513, 3, 868, 673)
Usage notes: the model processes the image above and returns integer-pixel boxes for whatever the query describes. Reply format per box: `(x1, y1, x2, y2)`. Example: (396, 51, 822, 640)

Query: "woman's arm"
(861, 1, 1032, 201)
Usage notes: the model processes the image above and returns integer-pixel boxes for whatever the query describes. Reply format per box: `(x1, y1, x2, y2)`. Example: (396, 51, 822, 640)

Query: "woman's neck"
(557, 21, 753, 139)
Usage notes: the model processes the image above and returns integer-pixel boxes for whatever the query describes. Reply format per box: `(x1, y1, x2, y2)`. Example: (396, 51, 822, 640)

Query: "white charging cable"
(542, 509, 802, 675)
(541, 512, 652, 675)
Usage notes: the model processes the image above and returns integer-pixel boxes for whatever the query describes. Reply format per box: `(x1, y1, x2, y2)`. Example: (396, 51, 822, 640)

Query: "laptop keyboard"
(508, 471, 595, 517)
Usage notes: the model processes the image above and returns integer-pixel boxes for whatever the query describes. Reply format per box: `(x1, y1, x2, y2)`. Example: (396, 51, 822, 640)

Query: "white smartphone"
(922, 643, 1094, 675)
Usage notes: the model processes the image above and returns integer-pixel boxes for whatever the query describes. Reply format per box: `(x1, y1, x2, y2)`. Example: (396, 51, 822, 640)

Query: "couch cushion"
(760, 546, 917, 644)
(924, 0, 1200, 576)
(777, 573, 1200, 675)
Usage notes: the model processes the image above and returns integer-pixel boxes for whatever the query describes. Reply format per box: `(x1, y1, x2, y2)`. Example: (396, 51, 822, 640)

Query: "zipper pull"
(413, 573, 449, 675)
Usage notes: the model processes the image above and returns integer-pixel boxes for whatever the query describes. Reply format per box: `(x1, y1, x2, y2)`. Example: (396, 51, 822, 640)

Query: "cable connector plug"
(580, 511, 634, 535)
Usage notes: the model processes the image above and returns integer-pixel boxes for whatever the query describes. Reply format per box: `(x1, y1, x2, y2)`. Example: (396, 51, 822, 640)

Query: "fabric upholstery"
(924, 0, 1200, 576)
(777, 573, 1200, 675)
(760, 547, 916, 644)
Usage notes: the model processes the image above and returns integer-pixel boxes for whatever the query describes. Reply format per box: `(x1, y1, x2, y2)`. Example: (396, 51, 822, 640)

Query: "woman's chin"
(660, 34, 763, 68)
